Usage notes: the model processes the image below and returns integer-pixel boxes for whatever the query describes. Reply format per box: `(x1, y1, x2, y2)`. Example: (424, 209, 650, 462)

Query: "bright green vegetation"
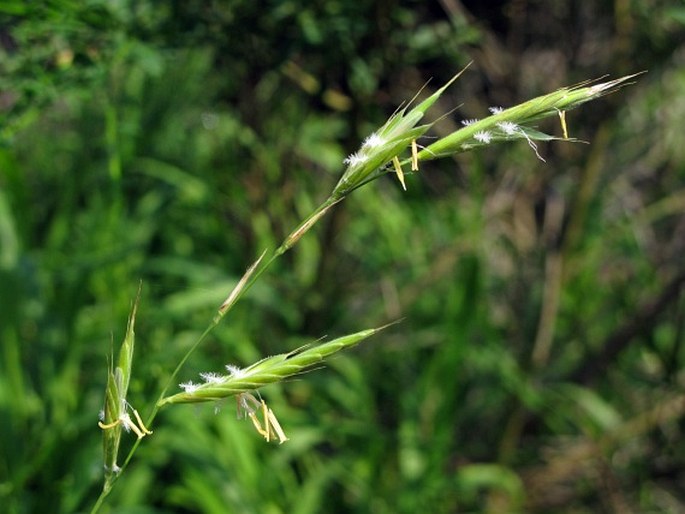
(1, 2, 684, 513)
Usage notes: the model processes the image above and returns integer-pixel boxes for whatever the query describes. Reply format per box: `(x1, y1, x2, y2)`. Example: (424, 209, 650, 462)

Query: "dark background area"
(1, 1, 684, 512)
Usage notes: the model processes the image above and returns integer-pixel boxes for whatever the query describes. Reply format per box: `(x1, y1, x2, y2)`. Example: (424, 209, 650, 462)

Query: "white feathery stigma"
(225, 364, 247, 378)
(474, 131, 493, 144)
(179, 381, 200, 393)
(200, 372, 224, 384)
(362, 133, 385, 149)
(343, 152, 367, 167)
(119, 412, 134, 432)
(497, 121, 518, 135)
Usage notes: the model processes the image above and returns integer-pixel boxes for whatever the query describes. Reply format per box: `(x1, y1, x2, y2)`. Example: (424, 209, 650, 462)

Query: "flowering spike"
(331, 65, 471, 199)
(418, 72, 643, 161)
(99, 285, 147, 491)
(157, 322, 400, 407)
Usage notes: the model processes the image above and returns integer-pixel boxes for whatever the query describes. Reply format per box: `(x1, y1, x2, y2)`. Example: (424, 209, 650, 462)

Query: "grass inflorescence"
(158, 323, 397, 406)
(92, 66, 641, 513)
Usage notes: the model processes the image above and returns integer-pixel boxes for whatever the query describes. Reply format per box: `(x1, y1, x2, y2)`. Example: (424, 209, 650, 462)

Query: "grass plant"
(89, 68, 640, 513)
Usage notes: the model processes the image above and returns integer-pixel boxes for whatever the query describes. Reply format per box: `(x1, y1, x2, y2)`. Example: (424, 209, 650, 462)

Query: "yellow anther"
(558, 109, 569, 139)
(98, 419, 121, 430)
(99, 405, 152, 440)
(411, 139, 419, 171)
(131, 408, 153, 436)
(266, 407, 289, 444)
(239, 394, 288, 444)
(392, 156, 406, 190)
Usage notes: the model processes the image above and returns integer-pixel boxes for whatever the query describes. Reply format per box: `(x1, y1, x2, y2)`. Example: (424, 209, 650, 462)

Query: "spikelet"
(98, 285, 151, 492)
(332, 64, 471, 197)
(418, 73, 644, 161)
(158, 322, 398, 407)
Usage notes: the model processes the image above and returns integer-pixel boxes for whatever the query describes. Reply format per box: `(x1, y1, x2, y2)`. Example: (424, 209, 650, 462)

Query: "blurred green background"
(1, 1, 685, 513)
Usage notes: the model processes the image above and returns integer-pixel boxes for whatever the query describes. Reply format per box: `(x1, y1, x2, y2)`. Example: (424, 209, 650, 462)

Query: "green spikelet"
(98, 286, 143, 492)
(418, 73, 644, 160)
(157, 322, 398, 406)
(331, 65, 471, 198)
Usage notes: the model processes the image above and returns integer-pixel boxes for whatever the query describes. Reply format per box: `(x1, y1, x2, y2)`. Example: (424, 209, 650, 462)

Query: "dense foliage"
(1, 1, 684, 512)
